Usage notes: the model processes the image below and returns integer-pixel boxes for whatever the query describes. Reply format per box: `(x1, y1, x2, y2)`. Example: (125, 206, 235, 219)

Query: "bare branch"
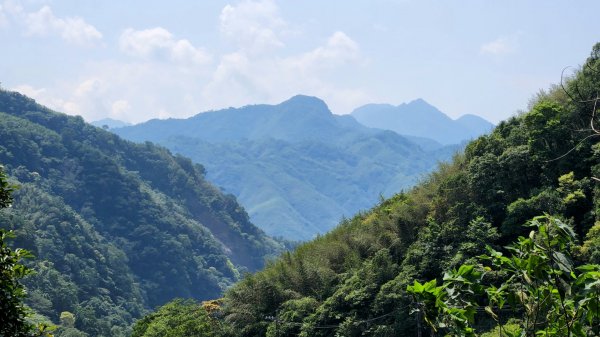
(590, 94, 600, 134)
(545, 132, 600, 163)
(560, 66, 578, 103)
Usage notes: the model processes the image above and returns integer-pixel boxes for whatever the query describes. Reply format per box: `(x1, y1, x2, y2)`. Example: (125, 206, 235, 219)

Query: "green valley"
(114, 95, 462, 240)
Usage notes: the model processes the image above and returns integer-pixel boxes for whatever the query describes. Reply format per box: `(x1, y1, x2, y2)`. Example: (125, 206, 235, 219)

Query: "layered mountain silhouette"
(351, 98, 494, 145)
(115, 95, 461, 239)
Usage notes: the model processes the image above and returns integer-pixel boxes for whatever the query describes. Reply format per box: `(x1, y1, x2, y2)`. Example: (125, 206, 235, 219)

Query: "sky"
(1, 0, 600, 124)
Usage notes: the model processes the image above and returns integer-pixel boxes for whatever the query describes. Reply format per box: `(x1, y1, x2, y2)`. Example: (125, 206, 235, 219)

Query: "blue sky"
(1, 0, 599, 124)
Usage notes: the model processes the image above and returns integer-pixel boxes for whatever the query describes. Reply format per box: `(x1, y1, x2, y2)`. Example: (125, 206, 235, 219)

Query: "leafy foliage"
(408, 216, 600, 336)
(130, 299, 220, 337)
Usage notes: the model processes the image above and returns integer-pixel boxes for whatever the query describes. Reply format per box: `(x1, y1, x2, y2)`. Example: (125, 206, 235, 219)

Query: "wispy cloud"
(219, 0, 286, 54)
(202, 1, 367, 114)
(1, 1, 102, 46)
(285, 31, 360, 72)
(24, 6, 102, 46)
(119, 27, 211, 66)
(0, 3, 8, 28)
(480, 36, 517, 55)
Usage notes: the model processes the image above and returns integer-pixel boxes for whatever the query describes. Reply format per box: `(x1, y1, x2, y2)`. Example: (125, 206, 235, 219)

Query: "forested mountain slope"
(135, 43, 600, 337)
(0, 90, 283, 336)
(115, 95, 459, 239)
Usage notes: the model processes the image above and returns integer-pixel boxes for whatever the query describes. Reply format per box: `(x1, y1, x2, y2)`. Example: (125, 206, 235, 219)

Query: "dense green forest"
(115, 95, 462, 240)
(0, 91, 283, 336)
(132, 44, 600, 336)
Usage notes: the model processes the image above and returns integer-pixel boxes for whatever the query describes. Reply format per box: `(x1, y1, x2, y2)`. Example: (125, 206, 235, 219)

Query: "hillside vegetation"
(0, 91, 283, 336)
(134, 44, 600, 336)
(115, 95, 459, 240)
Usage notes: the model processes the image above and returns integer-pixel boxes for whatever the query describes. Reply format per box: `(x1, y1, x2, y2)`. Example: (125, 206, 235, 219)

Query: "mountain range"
(114, 95, 466, 240)
(351, 98, 494, 145)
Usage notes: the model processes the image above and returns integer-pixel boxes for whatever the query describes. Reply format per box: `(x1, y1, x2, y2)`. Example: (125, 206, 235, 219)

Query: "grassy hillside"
(0, 90, 283, 336)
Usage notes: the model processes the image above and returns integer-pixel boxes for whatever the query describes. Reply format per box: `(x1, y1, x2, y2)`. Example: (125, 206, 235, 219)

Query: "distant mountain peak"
(279, 95, 330, 114)
(456, 113, 490, 122)
(284, 94, 326, 104)
(407, 98, 429, 106)
(90, 118, 131, 129)
(405, 98, 443, 113)
(351, 99, 493, 145)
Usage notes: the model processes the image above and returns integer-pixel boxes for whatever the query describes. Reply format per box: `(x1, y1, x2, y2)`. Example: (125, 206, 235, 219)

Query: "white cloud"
(203, 1, 367, 114)
(12, 84, 81, 116)
(119, 27, 211, 65)
(32, 61, 211, 123)
(111, 99, 131, 119)
(285, 31, 360, 72)
(202, 31, 366, 114)
(480, 36, 517, 55)
(13, 78, 114, 120)
(74, 78, 104, 97)
(12, 84, 46, 98)
(24, 5, 102, 46)
(1, 0, 23, 18)
(219, 0, 286, 53)
(1, 2, 102, 46)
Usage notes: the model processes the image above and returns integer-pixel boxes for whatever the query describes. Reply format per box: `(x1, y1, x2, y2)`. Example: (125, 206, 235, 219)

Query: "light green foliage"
(479, 320, 521, 337)
(408, 216, 600, 336)
(130, 299, 219, 337)
(558, 172, 587, 205)
(579, 222, 600, 263)
(59, 312, 75, 328)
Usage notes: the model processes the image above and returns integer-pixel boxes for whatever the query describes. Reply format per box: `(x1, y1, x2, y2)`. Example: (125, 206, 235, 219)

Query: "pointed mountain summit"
(117, 94, 354, 144)
(351, 99, 493, 144)
(278, 94, 331, 115)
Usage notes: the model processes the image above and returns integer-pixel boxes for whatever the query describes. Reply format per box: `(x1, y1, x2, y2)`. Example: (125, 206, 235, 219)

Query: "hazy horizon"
(2, 0, 600, 124)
